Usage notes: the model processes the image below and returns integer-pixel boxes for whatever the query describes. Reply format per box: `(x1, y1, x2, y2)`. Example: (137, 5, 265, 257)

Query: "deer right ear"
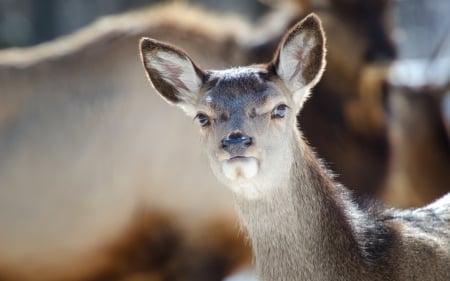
(140, 38, 204, 116)
(271, 14, 326, 106)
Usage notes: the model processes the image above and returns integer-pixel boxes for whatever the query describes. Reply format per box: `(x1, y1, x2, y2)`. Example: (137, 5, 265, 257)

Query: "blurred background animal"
(0, 3, 254, 280)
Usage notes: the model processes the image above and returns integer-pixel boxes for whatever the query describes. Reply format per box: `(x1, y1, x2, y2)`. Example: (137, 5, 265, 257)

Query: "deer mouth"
(229, 155, 250, 161)
(222, 156, 259, 181)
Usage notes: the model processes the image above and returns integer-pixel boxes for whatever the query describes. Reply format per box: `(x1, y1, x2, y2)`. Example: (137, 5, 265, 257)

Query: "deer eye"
(195, 113, 211, 127)
(271, 104, 288, 119)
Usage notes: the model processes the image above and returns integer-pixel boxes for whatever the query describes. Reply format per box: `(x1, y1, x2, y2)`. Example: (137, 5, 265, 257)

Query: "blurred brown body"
(380, 85, 450, 208)
(0, 4, 255, 281)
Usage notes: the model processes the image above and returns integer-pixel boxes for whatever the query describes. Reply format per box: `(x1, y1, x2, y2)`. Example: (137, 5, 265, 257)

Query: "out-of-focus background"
(0, 0, 269, 48)
(0, 0, 449, 280)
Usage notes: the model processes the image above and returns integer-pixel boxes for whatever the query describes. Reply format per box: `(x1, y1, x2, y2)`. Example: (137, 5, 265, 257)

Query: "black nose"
(221, 131, 253, 151)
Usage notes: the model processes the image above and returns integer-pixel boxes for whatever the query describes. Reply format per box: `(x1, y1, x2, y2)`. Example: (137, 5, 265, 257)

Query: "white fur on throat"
(220, 157, 265, 200)
(222, 158, 258, 181)
(219, 153, 293, 200)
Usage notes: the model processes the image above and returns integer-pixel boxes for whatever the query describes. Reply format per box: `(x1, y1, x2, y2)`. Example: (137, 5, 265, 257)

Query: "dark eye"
(271, 104, 288, 119)
(195, 113, 211, 127)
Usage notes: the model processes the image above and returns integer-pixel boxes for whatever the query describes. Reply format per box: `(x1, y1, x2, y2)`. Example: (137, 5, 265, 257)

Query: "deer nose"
(221, 131, 253, 153)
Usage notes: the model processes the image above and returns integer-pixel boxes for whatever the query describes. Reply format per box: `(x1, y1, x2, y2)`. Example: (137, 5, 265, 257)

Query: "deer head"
(140, 14, 326, 198)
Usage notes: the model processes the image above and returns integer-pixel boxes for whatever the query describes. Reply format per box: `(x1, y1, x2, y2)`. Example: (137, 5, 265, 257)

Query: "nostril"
(221, 139, 228, 150)
(244, 137, 252, 147)
(223, 137, 247, 145)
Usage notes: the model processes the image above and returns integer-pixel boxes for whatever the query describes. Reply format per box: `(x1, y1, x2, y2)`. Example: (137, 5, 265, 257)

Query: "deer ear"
(271, 14, 326, 105)
(140, 38, 204, 116)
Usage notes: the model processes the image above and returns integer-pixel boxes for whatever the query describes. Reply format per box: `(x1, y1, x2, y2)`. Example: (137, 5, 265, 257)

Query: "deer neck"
(233, 130, 367, 281)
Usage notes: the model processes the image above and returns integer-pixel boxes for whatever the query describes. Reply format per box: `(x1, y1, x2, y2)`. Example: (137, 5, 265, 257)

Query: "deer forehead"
(198, 67, 288, 115)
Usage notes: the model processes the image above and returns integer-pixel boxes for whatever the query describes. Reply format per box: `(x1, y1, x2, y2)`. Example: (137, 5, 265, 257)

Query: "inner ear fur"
(271, 13, 326, 89)
(139, 37, 205, 105)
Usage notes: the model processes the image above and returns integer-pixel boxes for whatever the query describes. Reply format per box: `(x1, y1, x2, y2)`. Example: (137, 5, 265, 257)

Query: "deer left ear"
(271, 13, 326, 105)
(140, 38, 204, 116)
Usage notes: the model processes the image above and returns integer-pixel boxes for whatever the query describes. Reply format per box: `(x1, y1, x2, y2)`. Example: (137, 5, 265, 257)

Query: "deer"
(140, 13, 450, 281)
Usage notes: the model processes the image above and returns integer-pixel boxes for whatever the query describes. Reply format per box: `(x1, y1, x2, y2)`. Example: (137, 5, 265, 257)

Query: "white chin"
(221, 157, 259, 181)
